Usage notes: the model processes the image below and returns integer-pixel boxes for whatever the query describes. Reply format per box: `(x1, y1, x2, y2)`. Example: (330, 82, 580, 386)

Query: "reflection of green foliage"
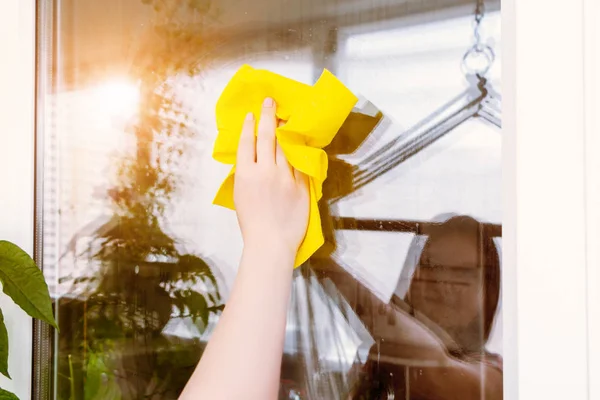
(58, 1, 224, 399)
(84, 351, 122, 400)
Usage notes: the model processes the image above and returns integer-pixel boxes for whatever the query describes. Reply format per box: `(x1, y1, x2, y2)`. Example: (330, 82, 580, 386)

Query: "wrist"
(241, 239, 297, 269)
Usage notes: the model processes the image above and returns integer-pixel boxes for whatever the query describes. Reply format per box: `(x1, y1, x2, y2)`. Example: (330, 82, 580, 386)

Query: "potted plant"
(0, 240, 58, 400)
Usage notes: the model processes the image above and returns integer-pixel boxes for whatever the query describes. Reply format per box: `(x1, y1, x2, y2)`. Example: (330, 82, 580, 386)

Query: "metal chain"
(475, 0, 485, 22)
(461, 0, 494, 76)
(473, 0, 485, 47)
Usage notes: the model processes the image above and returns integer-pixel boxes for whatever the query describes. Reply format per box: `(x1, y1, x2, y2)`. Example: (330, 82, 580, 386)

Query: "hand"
(234, 97, 310, 256)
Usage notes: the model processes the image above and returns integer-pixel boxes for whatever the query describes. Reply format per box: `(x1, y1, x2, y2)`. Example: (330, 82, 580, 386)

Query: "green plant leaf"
(187, 291, 208, 328)
(84, 351, 122, 400)
(0, 309, 10, 379)
(0, 387, 18, 400)
(0, 241, 58, 330)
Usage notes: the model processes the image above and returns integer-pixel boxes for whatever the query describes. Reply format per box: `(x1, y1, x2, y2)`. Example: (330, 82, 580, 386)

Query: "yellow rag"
(212, 64, 358, 267)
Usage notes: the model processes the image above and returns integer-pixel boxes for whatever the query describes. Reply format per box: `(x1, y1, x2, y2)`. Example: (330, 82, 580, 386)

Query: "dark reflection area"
(307, 203, 502, 398)
(356, 216, 501, 399)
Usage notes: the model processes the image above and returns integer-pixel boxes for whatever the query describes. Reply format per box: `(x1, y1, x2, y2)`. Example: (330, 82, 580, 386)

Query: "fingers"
(275, 120, 293, 174)
(294, 168, 309, 187)
(275, 142, 293, 172)
(237, 112, 256, 165)
(256, 97, 277, 164)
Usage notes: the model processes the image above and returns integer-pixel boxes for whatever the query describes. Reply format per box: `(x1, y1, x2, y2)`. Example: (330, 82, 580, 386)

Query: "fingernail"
(245, 112, 254, 121)
(263, 97, 274, 108)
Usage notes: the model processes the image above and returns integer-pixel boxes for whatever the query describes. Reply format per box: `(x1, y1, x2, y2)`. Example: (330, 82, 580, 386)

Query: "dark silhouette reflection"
(313, 215, 502, 400)
(398, 215, 502, 400)
(405, 215, 500, 358)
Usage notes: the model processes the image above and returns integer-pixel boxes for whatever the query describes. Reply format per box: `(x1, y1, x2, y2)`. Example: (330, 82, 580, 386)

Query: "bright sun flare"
(91, 79, 140, 120)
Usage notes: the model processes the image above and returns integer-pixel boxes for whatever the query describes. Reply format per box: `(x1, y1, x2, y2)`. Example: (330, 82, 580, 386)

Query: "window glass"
(38, 1, 503, 399)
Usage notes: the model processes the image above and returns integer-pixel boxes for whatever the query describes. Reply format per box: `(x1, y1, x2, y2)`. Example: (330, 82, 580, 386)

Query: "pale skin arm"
(179, 97, 309, 400)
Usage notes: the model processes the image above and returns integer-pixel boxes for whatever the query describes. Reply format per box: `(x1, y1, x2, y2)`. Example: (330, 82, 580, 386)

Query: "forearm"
(180, 243, 295, 400)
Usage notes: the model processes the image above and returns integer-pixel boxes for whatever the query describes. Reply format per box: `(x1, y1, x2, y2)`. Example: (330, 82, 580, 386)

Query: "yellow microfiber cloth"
(212, 64, 358, 267)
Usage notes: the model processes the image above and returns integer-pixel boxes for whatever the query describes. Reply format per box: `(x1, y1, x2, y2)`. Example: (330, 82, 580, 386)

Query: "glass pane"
(38, 0, 503, 399)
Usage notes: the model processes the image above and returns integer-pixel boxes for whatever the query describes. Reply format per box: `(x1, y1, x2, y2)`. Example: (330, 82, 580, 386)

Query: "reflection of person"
(402, 215, 502, 399)
(351, 215, 502, 400)
(180, 97, 310, 399)
(407, 216, 501, 357)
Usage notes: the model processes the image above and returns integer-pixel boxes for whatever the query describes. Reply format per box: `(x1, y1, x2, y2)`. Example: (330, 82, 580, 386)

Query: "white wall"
(584, 0, 600, 398)
(504, 0, 596, 399)
(0, 0, 35, 398)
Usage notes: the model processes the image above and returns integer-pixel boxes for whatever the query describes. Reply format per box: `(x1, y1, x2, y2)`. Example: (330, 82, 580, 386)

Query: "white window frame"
(504, 0, 597, 398)
(584, 0, 600, 398)
(1, 0, 598, 399)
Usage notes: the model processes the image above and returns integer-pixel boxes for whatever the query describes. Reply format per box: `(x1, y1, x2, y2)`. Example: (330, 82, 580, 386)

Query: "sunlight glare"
(91, 78, 140, 121)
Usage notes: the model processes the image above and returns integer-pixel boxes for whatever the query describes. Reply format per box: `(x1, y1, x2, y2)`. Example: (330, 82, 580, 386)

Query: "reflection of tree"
(57, 1, 222, 399)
